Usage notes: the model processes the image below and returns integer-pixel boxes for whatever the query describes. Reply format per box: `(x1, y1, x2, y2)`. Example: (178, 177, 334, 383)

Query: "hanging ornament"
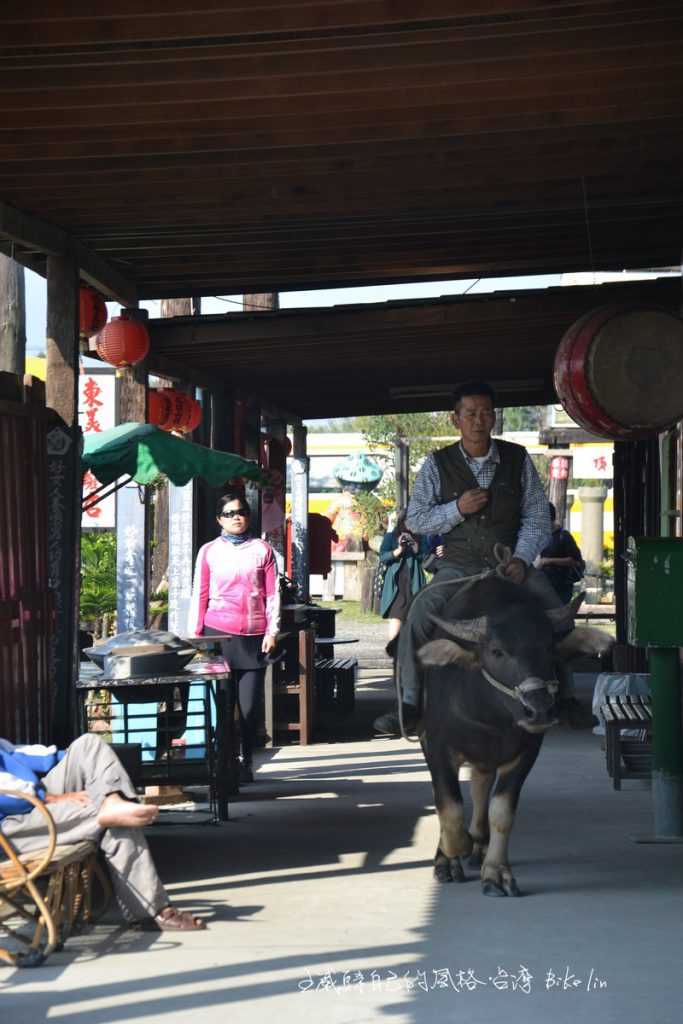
(79, 286, 108, 354)
(147, 388, 202, 433)
(95, 311, 150, 372)
(79, 286, 108, 339)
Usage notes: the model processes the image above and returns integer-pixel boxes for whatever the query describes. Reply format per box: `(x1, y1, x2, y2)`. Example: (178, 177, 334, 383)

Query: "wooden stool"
(601, 695, 652, 790)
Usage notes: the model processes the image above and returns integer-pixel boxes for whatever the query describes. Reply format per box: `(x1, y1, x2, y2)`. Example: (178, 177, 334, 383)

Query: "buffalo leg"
(481, 741, 541, 898)
(467, 766, 495, 869)
(431, 752, 472, 883)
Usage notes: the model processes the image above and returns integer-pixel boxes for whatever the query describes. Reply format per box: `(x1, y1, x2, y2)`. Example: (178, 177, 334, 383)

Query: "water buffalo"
(414, 574, 611, 897)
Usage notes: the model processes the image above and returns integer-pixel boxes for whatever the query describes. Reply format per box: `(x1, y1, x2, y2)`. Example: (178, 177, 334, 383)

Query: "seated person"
(0, 733, 205, 931)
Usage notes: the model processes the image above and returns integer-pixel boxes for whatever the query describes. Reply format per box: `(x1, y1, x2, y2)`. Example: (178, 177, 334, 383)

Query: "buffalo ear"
(555, 626, 614, 660)
(418, 639, 479, 668)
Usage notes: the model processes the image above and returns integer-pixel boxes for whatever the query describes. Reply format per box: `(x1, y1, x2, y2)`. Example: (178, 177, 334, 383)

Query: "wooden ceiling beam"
(2, 86, 680, 157)
(3, 16, 682, 95)
(0, 200, 137, 304)
(4, 119, 683, 184)
(0, 2, 653, 48)
(4, 56, 682, 131)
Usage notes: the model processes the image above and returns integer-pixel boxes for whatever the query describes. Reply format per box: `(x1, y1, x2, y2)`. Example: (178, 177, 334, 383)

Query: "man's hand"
(456, 488, 489, 516)
(261, 634, 277, 655)
(502, 558, 527, 585)
(44, 791, 91, 806)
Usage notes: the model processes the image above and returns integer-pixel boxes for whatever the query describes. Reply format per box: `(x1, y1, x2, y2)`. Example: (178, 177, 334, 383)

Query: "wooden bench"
(601, 695, 652, 791)
(0, 790, 110, 967)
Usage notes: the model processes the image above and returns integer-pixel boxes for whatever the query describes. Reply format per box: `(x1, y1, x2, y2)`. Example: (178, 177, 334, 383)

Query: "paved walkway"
(1, 701, 680, 1024)
(330, 613, 392, 669)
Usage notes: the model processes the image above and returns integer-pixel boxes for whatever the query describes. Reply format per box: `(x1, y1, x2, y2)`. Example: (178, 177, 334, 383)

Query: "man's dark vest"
(434, 439, 526, 572)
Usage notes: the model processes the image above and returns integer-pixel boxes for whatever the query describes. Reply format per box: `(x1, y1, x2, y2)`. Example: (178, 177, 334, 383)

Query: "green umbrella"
(82, 422, 266, 488)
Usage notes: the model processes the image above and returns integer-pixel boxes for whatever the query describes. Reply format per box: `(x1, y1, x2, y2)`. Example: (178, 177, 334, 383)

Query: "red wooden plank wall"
(0, 373, 52, 743)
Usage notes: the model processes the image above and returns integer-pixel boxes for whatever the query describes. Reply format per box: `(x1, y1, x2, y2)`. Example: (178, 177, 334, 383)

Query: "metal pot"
(101, 647, 197, 679)
(84, 628, 191, 670)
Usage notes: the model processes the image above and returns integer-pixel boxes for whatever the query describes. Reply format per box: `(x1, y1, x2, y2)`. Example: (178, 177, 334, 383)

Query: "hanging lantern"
(95, 311, 150, 371)
(79, 286, 108, 340)
(148, 388, 172, 429)
(185, 397, 203, 433)
(147, 388, 202, 433)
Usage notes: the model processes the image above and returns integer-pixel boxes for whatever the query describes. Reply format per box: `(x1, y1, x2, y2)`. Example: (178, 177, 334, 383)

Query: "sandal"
(150, 906, 206, 931)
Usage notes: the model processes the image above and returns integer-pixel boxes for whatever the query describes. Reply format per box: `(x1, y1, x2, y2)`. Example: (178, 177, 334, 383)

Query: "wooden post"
(243, 397, 262, 533)
(0, 253, 26, 374)
(116, 310, 149, 631)
(151, 300, 192, 596)
(243, 293, 279, 313)
(394, 435, 409, 510)
(549, 454, 572, 527)
(291, 424, 309, 599)
(241, 295, 276, 536)
(45, 254, 80, 745)
(262, 415, 287, 571)
(298, 626, 315, 745)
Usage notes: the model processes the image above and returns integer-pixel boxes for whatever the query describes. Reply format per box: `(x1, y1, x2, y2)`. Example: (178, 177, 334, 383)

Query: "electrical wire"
(214, 296, 278, 311)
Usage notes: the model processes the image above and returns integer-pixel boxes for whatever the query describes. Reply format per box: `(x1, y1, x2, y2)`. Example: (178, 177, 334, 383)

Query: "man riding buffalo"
(374, 379, 590, 736)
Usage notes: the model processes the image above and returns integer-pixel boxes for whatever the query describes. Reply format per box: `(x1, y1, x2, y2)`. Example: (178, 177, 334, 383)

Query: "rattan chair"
(0, 789, 110, 967)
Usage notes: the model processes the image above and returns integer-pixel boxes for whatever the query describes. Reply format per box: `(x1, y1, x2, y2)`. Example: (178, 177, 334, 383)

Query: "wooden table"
(76, 658, 236, 822)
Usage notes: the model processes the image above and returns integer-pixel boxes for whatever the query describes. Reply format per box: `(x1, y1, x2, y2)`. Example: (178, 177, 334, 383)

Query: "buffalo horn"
(429, 613, 488, 643)
(545, 591, 586, 631)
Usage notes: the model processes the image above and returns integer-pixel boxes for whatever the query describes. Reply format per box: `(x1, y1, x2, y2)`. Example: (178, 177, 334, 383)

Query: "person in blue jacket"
(378, 509, 429, 643)
(0, 733, 205, 930)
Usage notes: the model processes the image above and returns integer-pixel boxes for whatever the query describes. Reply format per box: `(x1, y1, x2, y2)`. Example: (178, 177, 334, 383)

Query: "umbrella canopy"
(82, 423, 266, 488)
(333, 453, 383, 493)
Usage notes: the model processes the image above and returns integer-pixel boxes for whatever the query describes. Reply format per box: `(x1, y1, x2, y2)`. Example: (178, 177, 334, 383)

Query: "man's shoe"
(373, 703, 419, 736)
(373, 711, 400, 735)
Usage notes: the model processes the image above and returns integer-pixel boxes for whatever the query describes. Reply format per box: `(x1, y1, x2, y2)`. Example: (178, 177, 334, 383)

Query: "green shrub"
(80, 531, 117, 623)
(351, 491, 388, 539)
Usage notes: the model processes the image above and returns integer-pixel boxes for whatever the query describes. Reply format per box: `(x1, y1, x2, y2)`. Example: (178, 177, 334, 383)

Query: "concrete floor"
(1, 675, 681, 1024)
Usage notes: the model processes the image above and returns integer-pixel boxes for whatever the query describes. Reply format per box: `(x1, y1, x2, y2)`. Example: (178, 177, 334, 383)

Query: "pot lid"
(88, 629, 187, 654)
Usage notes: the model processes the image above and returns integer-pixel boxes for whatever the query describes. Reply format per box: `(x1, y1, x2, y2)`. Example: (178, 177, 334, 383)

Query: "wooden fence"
(0, 371, 52, 743)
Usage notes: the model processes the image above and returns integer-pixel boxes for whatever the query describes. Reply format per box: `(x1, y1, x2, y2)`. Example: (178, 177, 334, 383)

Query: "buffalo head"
(417, 580, 611, 734)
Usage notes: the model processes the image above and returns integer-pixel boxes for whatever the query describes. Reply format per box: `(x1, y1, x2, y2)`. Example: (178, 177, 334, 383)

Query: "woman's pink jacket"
(187, 537, 281, 637)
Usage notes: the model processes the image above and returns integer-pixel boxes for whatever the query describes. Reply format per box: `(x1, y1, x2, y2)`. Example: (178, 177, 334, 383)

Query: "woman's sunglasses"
(220, 508, 250, 519)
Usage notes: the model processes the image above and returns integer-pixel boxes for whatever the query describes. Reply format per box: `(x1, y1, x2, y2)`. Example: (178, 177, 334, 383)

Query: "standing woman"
(188, 492, 280, 783)
(379, 509, 428, 642)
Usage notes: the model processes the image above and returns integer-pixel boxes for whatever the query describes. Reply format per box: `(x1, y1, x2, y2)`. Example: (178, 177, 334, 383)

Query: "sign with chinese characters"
(549, 456, 570, 481)
(168, 481, 196, 634)
(79, 370, 116, 528)
(116, 484, 147, 631)
(571, 445, 613, 480)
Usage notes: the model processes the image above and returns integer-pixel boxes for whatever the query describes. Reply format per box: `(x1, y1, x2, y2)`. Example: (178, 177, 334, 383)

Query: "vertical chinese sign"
(168, 482, 196, 634)
(78, 369, 116, 528)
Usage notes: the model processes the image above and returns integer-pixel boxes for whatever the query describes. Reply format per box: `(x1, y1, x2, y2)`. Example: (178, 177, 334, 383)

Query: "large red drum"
(554, 306, 683, 439)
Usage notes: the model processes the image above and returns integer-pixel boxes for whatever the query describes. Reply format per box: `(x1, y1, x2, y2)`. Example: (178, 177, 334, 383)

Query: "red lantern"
(95, 311, 150, 370)
(185, 397, 202, 433)
(79, 286, 108, 339)
(147, 388, 202, 433)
